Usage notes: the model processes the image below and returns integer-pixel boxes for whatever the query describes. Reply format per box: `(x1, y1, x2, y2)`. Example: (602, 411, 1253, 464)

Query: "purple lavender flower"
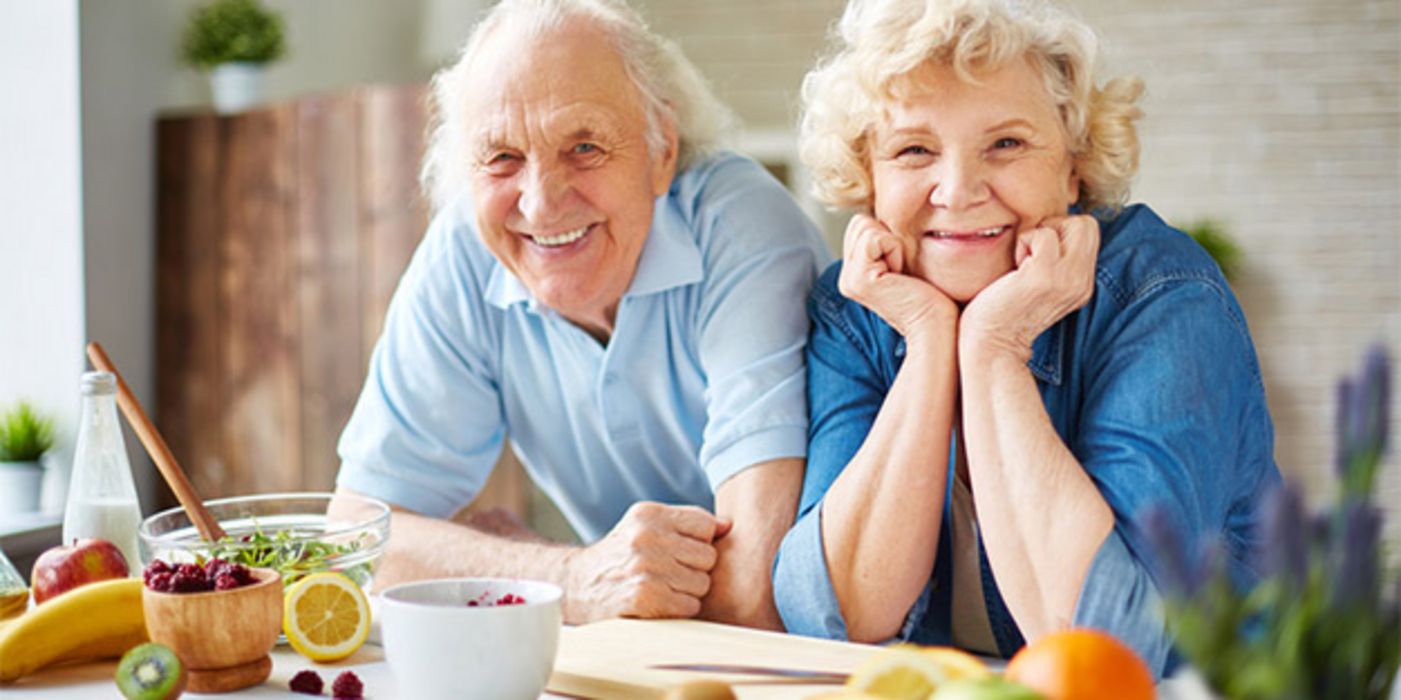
(1337, 345, 1391, 501)
(1332, 501, 1381, 609)
(1140, 505, 1217, 598)
(1257, 483, 1307, 589)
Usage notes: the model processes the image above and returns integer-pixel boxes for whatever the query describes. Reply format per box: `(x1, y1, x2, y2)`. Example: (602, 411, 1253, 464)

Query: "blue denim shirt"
(772, 204, 1281, 679)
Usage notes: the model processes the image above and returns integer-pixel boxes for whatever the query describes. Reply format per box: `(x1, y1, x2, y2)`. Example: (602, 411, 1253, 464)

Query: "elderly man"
(331, 0, 830, 629)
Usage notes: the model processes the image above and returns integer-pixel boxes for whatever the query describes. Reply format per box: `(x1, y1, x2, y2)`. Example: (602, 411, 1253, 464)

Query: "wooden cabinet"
(155, 85, 527, 518)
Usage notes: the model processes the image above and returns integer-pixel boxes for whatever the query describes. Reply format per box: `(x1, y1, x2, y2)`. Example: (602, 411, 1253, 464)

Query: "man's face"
(464, 22, 676, 334)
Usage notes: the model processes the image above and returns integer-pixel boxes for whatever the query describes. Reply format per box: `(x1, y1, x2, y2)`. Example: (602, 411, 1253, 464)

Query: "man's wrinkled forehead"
(461, 17, 646, 144)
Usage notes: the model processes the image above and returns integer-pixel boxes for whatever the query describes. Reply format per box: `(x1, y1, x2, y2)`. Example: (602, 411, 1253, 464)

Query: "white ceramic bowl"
(380, 578, 563, 700)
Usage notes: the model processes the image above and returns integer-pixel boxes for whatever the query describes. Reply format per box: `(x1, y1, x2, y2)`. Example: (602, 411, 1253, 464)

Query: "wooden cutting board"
(547, 619, 880, 699)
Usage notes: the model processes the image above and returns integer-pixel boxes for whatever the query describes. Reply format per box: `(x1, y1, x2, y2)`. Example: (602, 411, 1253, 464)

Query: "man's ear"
(651, 110, 680, 197)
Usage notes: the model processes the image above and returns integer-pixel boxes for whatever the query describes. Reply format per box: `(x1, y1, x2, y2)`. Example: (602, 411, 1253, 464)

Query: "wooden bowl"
(143, 567, 282, 692)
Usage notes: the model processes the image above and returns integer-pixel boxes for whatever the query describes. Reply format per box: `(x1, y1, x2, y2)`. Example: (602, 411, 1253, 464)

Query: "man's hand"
(562, 502, 730, 623)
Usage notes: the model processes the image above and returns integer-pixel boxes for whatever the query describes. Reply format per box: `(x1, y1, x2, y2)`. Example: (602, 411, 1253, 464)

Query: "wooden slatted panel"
(156, 85, 531, 522)
(156, 114, 226, 502)
(220, 106, 302, 496)
(295, 94, 362, 492)
(358, 84, 430, 361)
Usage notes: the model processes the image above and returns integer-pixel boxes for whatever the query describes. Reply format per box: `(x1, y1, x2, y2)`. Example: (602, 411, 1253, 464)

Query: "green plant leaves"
(0, 400, 55, 462)
(181, 0, 285, 68)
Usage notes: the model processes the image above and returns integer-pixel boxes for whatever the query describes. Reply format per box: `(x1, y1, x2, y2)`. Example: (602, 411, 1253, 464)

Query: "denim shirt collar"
(482, 195, 703, 311)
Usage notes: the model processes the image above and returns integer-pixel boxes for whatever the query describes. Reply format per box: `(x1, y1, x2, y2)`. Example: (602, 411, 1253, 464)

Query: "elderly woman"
(333, 0, 830, 628)
(772, 0, 1280, 677)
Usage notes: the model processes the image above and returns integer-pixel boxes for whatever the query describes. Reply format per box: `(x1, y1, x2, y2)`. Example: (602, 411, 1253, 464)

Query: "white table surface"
(0, 642, 1219, 700)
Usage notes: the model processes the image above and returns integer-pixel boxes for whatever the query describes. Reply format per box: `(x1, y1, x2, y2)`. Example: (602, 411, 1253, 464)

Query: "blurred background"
(1, 0, 1396, 563)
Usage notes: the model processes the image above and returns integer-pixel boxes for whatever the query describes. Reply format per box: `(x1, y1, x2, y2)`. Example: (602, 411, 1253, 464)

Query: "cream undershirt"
(948, 433, 999, 655)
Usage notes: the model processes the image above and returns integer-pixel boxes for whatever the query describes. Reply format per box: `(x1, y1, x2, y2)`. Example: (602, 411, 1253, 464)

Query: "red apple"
(30, 538, 130, 604)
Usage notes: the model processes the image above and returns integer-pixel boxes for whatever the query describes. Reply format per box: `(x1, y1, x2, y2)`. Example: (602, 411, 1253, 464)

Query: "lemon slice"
(847, 645, 989, 700)
(282, 572, 370, 662)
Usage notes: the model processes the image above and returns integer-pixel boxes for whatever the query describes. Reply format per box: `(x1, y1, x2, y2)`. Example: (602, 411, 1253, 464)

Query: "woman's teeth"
(532, 225, 590, 247)
(928, 226, 1005, 239)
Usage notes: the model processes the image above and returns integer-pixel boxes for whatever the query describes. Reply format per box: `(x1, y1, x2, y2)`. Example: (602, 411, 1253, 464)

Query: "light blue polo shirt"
(336, 152, 832, 542)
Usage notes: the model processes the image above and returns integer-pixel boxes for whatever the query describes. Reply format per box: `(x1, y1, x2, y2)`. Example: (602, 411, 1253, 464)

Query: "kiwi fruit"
(115, 642, 187, 700)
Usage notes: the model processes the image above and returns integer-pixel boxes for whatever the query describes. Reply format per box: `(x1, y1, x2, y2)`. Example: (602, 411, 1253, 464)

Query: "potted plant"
(1145, 345, 1399, 699)
(181, 0, 286, 114)
(0, 401, 56, 514)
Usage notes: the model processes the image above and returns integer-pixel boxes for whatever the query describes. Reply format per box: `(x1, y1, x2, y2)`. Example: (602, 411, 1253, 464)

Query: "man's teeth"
(532, 225, 589, 247)
(929, 227, 1004, 239)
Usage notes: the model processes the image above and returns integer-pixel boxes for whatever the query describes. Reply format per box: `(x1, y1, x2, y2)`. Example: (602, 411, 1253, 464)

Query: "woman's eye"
(896, 145, 932, 158)
(992, 137, 1023, 150)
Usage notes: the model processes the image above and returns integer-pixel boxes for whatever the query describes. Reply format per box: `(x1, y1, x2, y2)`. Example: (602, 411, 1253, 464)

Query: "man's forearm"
(703, 458, 804, 629)
(372, 508, 576, 591)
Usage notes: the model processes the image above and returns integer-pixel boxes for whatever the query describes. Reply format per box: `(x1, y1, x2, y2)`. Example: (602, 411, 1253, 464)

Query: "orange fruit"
(1004, 629, 1154, 700)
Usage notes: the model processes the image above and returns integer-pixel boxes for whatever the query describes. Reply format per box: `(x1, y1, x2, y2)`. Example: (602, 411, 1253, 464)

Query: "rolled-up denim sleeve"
(773, 504, 847, 638)
(1073, 528, 1176, 679)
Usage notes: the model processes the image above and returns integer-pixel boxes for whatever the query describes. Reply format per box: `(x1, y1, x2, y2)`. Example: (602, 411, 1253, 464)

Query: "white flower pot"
(208, 62, 268, 114)
(0, 461, 44, 513)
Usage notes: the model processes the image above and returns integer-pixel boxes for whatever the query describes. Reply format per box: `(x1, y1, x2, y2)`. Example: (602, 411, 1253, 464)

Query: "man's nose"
(928, 153, 989, 211)
(517, 162, 571, 225)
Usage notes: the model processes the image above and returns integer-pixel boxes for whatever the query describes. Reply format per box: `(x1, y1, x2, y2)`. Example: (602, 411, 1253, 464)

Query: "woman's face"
(869, 57, 1079, 303)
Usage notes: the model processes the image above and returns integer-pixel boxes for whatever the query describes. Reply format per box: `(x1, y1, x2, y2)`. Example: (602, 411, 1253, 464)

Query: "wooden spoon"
(86, 342, 226, 543)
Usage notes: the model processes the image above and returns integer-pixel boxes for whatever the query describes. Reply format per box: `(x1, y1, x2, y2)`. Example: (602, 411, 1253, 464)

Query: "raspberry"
(215, 574, 241, 590)
(146, 572, 174, 593)
(142, 559, 172, 583)
(494, 593, 526, 606)
(289, 669, 324, 695)
(170, 572, 206, 593)
(331, 670, 364, 699)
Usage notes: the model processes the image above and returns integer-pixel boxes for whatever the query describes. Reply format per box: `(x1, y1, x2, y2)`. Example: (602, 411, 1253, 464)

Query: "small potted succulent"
(181, 0, 286, 114)
(1145, 344, 1399, 699)
(0, 401, 56, 514)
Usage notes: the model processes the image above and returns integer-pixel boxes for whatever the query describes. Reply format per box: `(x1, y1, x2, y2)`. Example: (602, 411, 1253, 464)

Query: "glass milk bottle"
(62, 371, 143, 569)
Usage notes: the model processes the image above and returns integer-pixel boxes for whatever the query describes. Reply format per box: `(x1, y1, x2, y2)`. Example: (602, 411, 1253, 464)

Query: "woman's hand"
(838, 213, 957, 340)
(961, 215, 1100, 359)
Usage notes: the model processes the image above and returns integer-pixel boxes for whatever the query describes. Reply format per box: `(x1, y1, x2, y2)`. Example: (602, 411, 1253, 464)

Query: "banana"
(0, 577, 149, 682)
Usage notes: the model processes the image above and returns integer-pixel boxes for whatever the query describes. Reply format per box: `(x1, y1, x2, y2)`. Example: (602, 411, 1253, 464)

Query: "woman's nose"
(928, 153, 989, 211)
(517, 162, 571, 224)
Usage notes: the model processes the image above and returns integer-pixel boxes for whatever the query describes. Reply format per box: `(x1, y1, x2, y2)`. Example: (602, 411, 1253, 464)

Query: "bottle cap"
(81, 371, 117, 396)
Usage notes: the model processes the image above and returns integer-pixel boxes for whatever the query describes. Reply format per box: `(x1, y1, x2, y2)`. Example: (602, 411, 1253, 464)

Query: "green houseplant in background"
(1181, 218, 1243, 282)
(182, 0, 286, 114)
(1145, 345, 1400, 699)
(0, 401, 57, 514)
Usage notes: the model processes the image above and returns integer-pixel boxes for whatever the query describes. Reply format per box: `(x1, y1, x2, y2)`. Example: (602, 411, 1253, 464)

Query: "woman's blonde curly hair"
(800, 0, 1144, 213)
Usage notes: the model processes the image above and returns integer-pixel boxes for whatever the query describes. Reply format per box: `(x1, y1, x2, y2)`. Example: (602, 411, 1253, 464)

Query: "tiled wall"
(641, 0, 1401, 553)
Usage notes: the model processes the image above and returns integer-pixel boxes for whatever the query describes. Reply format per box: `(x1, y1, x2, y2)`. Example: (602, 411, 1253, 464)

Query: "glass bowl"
(138, 492, 390, 592)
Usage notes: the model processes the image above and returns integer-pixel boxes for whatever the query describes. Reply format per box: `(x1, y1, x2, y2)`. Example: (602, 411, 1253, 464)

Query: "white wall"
(0, 0, 86, 512)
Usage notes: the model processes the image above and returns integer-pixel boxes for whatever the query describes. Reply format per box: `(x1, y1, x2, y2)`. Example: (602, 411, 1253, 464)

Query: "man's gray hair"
(421, 0, 735, 212)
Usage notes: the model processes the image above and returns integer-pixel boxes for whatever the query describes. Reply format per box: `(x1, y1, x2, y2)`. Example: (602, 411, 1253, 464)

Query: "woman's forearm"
(958, 343, 1113, 639)
(820, 323, 959, 642)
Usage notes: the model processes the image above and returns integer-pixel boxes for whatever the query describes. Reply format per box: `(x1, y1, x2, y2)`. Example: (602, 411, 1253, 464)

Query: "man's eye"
(573, 143, 602, 156)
